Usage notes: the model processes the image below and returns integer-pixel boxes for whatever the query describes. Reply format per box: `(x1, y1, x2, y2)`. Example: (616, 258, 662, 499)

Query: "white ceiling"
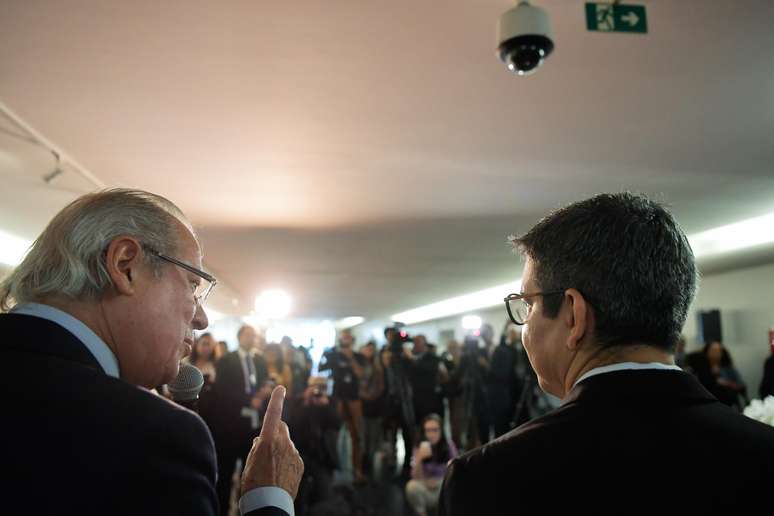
(1, 0, 773, 319)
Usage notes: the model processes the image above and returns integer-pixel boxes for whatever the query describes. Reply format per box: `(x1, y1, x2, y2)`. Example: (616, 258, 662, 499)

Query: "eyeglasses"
(424, 427, 441, 433)
(148, 249, 217, 305)
(504, 290, 564, 325)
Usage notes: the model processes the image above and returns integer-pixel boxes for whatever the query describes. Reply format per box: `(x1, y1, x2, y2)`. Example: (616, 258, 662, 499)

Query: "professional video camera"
(384, 324, 413, 354)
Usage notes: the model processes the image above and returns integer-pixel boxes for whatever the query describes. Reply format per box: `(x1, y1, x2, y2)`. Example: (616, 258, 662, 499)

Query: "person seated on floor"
(405, 413, 458, 516)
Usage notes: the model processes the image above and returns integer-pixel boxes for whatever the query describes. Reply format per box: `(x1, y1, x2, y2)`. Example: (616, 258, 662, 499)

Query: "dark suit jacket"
(2, 313, 286, 516)
(212, 350, 268, 451)
(440, 369, 774, 515)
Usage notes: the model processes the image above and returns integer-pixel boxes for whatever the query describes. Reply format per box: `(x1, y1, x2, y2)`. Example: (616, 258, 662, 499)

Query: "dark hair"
(703, 341, 733, 368)
(265, 343, 285, 371)
(421, 413, 451, 464)
(237, 325, 253, 341)
(512, 193, 697, 351)
(191, 333, 215, 363)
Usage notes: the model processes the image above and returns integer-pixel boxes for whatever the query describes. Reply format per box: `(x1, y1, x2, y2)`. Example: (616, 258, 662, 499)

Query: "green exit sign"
(586, 2, 648, 34)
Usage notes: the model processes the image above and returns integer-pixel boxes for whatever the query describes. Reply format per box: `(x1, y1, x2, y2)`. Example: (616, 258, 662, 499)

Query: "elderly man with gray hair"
(1, 189, 302, 515)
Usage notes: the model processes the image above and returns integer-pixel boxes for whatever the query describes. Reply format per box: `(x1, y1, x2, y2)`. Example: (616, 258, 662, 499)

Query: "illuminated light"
(391, 280, 521, 325)
(461, 315, 482, 331)
(254, 290, 292, 319)
(688, 212, 774, 258)
(335, 316, 366, 329)
(0, 229, 31, 266)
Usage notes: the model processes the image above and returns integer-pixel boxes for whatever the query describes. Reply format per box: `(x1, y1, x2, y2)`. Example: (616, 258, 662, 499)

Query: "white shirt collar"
(572, 361, 682, 390)
(11, 302, 120, 378)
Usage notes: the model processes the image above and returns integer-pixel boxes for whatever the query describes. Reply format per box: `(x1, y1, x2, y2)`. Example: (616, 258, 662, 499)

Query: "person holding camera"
(288, 376, 341, 516)
(406, 413, 458, 516)
(318, 329, 366, 483)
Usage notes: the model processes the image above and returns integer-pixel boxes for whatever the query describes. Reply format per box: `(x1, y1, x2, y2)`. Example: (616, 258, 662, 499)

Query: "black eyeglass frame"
(503, 290, 565, 326)
(147, 248, 217, 305)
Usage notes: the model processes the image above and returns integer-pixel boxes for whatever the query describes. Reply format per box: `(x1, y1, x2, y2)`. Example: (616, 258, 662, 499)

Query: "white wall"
(354, 261, 774, 400)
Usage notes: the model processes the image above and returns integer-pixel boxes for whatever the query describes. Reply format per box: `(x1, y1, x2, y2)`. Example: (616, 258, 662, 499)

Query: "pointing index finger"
(259, 385, 286, 438)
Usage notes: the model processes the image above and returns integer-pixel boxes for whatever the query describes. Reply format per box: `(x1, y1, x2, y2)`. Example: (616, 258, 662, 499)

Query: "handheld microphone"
(168, 363, 204, 412)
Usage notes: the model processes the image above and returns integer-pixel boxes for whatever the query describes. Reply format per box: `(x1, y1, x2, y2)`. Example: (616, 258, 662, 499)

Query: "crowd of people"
(183, 319, 548, 516)
(185, 314, 774, 516)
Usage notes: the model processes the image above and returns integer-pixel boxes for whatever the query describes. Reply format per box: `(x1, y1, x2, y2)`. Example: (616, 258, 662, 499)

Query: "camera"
(497, 1, 554, 76)
(385, 324, 413, 354)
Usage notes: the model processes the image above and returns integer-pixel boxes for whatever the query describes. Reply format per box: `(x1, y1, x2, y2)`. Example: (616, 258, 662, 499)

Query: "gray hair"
(0, 189, 193, 311)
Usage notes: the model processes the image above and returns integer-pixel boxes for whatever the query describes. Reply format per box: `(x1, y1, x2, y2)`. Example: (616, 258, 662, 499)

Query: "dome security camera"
(497, 1, 554, 76)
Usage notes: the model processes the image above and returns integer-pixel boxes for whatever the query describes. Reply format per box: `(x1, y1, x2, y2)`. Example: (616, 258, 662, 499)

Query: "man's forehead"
(521, 257, 536, 289)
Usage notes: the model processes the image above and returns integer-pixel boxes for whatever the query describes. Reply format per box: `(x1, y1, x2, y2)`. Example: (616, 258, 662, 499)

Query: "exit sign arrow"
(586, 2, 648, 34)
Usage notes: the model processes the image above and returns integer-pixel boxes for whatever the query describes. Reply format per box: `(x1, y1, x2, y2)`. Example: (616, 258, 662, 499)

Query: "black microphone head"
(168, 363, 204, 402)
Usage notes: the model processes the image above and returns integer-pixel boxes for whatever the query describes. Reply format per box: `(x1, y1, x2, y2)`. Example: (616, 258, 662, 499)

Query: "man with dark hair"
(439, 193, 774, 515)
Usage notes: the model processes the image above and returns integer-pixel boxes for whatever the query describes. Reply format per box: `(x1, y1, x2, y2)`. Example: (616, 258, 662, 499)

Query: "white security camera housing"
(497, 1, 554, 76)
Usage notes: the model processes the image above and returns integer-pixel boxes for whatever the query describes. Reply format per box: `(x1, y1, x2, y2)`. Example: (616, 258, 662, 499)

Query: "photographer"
(318, 329, 366, 482)
(288, 377, 341, 516)
(454, 334, 490, 449)
(383, 326, 417, 479)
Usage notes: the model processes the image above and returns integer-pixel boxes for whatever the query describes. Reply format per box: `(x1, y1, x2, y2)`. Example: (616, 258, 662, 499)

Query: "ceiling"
(1, 0, 773, 320)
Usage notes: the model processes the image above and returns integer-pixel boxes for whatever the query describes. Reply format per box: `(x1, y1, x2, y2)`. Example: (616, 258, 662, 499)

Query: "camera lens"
(506, 46, 544, 75)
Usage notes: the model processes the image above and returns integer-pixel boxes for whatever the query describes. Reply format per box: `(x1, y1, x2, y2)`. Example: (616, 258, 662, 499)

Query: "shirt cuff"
(239, 486, 294, 516)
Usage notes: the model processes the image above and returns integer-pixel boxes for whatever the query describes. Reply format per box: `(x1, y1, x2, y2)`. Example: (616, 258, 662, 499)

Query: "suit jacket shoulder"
(440, 370, 774, 516)
(2, 313, 218, 516)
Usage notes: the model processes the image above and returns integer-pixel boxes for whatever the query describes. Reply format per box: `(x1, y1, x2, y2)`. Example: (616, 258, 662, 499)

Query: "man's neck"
(563, 343, 674, 397)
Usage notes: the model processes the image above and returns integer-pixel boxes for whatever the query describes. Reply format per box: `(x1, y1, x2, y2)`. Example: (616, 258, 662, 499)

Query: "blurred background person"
(288, 376, 341, 516)
(405, 414, 458, 516)
(760, 348, 774, 399)
(488, 322, 519, 438)
(409, 335, 446, 434)
(281, 335, 311, 402)
(265, 342, 294, 398)
(214, 340, 228, 363)
(359, 340, 385, 479)
(454, 334, 490, 449)
(319, 328, 366, 483)
(706, 340, 747, 409)
(441, 339, 464, 449)
(211, 324, 270, 516)
(382, 326, 417, 480)
(185, 332, 218, 385)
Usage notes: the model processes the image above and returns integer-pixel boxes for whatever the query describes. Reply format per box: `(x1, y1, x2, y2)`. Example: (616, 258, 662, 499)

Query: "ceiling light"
(688, 212, 774, 258)
(391, 280, 521, 325)
(0, 229, 31, 267)
(335, 316, 366, 329)
(254, 289, 292, 319)
(461, 315, 483, 330)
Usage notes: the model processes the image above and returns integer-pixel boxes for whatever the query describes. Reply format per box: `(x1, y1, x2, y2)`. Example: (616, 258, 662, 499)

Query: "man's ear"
(563, 288, 590, 351)
(104, 237, 144, 296)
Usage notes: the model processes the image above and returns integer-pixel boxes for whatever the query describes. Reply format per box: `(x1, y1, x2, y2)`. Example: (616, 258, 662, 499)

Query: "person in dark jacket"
(0, 189, 302, 516)
(440, 193, 774, 516)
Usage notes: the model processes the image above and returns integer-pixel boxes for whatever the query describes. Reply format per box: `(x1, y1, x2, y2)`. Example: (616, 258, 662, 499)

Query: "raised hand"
(241, 386, 304, 498)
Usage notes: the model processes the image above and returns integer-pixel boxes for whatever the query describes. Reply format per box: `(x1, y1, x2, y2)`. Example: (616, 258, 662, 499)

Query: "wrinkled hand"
(241, 386, 304, 499)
